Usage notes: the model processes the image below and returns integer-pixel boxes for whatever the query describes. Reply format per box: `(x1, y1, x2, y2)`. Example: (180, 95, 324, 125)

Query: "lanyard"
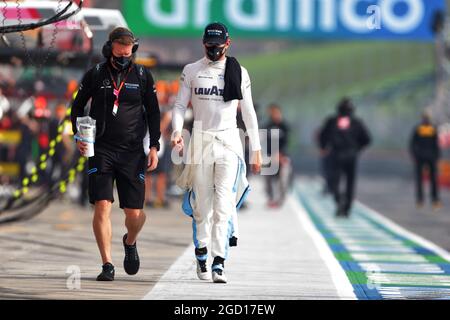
(108, 66, 132, 116)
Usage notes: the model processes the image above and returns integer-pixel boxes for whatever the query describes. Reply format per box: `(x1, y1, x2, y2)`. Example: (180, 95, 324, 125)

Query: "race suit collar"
(204, 56, 227, 66)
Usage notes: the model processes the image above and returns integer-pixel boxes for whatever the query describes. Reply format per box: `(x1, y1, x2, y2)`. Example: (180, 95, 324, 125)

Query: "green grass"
(239, 41, 436, 149)
(240, 41, 435, 111)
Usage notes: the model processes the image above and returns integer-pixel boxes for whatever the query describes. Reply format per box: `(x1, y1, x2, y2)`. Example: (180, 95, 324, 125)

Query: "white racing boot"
(196, 259, 211, 280)
(212, 265, 227, 283)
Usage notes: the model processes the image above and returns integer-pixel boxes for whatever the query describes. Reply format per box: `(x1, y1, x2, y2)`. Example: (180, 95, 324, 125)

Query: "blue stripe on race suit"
(224, 216, 234, 260)
(229, 214, 235, 237)
(182, 190, 194, 217)
(237, 185, 251, 210)
(196, 254, 208, 262)
(183, 190, 201, 248)
(212, 264, 224, 271)
(192, 219, 200, 248)
(232, 156, 241, 193)
(87, 168, 97, 175)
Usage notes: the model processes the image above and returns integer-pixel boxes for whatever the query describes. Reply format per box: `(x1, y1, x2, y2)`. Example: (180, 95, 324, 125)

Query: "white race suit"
(172, 57, 261, 260)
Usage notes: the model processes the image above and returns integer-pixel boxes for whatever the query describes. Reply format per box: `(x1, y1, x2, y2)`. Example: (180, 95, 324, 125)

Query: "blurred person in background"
(319, 97, 371, 218)
(49, 104, 73, 181)
(14, 112, 39, 182)
(0, 109, 12, 162)
(409, 110, 442, 211)
(263, 103, 291, 208)
(0, 109, 15, 185)
(171, 22, 262, 284)
(145, 109, 172, 209)
(71, 27, 160, 282)
(66, 79, 79, 101)
(0, 87, 10, 121)
(315, 126, 333, 196)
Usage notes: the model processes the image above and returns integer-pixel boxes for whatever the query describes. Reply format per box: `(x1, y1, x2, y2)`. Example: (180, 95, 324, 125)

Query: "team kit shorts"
(88, 147, 147, 209)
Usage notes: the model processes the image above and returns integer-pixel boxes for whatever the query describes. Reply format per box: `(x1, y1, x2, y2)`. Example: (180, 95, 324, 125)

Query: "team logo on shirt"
(125, 83, 139, 90)
(194, 86, 224, 96)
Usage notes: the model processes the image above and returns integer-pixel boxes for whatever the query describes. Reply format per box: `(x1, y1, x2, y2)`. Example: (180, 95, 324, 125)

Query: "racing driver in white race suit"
(171, 22, 262, 283)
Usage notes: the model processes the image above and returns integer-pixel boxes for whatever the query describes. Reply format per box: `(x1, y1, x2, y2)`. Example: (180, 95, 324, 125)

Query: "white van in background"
(80, 8, 157, 67)
(0, 1, 91, 52)
(79, 8, 128, 52)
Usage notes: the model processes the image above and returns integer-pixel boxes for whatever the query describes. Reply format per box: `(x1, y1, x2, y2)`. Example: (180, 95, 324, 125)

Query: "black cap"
(337, 97, 354, 116)
(203, 22, 229, 45)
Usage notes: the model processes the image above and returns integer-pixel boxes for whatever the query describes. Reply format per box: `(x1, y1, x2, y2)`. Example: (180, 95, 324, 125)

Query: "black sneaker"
(336, 201, 346, 218)
(96, 263, 115, 281)
(123, 234, 140, 275)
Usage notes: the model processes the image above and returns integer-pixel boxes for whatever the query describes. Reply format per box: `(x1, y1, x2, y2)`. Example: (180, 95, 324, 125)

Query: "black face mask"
(205, 45, 226, 62)
(112, 55, 132, 70)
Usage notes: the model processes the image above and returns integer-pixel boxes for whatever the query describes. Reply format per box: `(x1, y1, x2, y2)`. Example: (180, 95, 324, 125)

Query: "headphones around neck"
(102, 30, 139, 59)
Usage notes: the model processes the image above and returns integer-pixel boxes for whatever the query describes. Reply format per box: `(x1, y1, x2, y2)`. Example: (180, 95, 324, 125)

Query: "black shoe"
(336, 199, 347, 218)
(96, 263, 115, 281)
(335, 208, 345, 217)
(123, 234, 140, 275)
(344, 209, 351, 218)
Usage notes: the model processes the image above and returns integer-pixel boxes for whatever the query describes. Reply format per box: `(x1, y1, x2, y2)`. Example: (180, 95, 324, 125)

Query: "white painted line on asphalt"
(351, 253, 428, 263)
(359, 263, 444, 274)
(345, 245, 416, 253)
(378, 287, 450, 299)
(367, 273, 450, 286)
(142, 244, 195, 300)
(356, 201, 450, 263)
(339, 239, 406, 246)
(289, 194, 357, 300)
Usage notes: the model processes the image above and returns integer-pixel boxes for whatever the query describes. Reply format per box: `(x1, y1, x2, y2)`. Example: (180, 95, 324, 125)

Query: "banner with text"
(123, 0, 446, 41)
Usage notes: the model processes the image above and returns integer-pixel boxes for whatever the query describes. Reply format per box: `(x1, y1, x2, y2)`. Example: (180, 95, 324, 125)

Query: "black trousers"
(330, 157, 357, 214)
(265, 169, 280, 202)
(415, 158, 440, 203)
(321, 154, 334, 194)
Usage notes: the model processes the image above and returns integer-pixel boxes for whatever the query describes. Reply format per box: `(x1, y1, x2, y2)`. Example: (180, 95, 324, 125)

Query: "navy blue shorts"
(88, 147, 146, 209)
